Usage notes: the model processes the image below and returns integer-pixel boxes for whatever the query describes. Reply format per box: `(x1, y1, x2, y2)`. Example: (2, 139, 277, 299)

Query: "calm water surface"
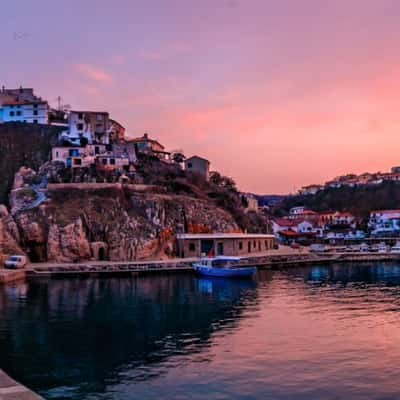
(1, 263, 400, 399)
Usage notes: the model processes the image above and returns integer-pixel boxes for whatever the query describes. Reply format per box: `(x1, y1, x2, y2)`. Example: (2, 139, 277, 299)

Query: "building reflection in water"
(0, 274, 259, 398)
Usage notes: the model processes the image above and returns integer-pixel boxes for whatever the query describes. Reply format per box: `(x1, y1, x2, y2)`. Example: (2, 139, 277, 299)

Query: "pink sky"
(2, 0, 400, 193)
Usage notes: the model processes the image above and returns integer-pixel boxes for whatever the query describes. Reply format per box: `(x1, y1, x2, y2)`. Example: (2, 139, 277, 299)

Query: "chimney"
(143, 133, 148, 139)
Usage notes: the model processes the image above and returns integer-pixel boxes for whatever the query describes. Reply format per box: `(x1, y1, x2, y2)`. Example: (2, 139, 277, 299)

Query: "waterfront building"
(185, 156, 210, 180)
(368, 209, 400, 236)
(176, 233, 275, 257)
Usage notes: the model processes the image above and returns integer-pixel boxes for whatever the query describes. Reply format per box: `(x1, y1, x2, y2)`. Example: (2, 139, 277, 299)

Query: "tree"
(172, 152, 185, 164)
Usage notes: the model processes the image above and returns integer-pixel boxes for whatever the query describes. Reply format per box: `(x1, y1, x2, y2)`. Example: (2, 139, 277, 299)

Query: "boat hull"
(193, 264, 256, 278)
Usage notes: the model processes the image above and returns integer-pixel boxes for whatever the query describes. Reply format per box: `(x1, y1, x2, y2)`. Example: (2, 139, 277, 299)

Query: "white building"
(0, 86, 49, 124)
(0, 100, 49, 124)
(271, 218, 322, 237)
(289, 206, 306, 216)
(298, 184, 323, 196)
(60, 111, 110, 145)
(368, 209, 400, 236)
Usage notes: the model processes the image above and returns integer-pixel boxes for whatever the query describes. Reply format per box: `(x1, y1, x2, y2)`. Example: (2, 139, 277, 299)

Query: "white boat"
(391, 242, 400, 253)
(192, 256, 257, 279)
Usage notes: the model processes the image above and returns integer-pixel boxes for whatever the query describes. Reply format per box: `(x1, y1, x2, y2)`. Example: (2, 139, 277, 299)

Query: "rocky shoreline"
(0, 369, 43, 400)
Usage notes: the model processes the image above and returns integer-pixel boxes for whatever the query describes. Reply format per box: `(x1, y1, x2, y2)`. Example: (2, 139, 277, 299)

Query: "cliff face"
(0, 205, 23, 263)
(9, 187, 239, 262)
(0, 123, 62, 204)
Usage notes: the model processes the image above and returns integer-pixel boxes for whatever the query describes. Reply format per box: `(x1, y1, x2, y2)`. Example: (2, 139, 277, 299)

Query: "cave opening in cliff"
(98, 247, 106, 261)
(26, 242, 47, 262)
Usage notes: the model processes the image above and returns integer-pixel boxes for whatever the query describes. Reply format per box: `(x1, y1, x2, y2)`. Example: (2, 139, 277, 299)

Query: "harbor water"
(1, 263, 400, 399)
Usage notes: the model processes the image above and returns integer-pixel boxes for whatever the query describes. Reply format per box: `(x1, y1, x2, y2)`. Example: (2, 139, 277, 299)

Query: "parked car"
(310, 244, 328, 252)
(4, 255, 27, 269)
(391, 242, 400, 253)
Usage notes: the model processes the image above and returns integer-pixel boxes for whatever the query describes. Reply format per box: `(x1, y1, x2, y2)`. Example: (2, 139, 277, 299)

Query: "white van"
(5, 255, 27, 269)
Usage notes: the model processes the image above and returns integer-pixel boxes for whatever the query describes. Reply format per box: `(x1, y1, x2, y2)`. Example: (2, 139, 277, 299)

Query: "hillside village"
(3, 86, 400, 259)
(0, 86, 274, 263)
(0, 86, 211, 185)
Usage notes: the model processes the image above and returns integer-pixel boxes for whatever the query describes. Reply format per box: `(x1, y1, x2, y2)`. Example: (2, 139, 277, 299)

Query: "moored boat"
(192, 256, 256, 279)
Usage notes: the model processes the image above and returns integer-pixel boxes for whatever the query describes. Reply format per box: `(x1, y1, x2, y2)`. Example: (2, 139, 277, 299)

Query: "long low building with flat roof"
(176, 233, 275, 258)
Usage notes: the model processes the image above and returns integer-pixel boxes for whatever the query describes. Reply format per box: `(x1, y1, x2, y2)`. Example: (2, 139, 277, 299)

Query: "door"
(201, 240, 214, 256)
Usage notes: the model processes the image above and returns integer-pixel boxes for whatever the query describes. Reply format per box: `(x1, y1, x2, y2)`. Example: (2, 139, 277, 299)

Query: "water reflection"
(0, 275, 259, 399)
(2, 264, 400, 399)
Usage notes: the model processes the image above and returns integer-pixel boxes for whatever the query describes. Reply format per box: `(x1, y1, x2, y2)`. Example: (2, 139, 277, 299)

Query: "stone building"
(185, 156, 210, 180)
(176, 233, 275, 257)
(129, 133, 170, 160)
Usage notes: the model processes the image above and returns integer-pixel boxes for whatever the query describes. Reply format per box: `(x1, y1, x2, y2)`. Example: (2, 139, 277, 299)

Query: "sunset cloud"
(75, 64, 113, 83)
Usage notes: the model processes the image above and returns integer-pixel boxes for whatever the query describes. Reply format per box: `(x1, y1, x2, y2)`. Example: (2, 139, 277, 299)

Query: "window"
(55, 151, 59, 158)
(77, 123, 83, 130)
(265, 240, 268, 250)
(110, 158, 115, 165)
(9, 111, 14, 116)
(34, 104, 38, 108)
(96, 114, 103, 121)
(189, 242, 196, 252)
(188, 162, 192, 168)
(95, 146, 100, 155)
(33, 110, 38, 116)
(33, 119, 38, 123)
(253, 240, 256, 248)
(16, 111, 21, 116)
(78, 113, 83, 119)
(73, 158, 82, 165)
(102, 158, 107, 165)
(239, 242, 243, 250)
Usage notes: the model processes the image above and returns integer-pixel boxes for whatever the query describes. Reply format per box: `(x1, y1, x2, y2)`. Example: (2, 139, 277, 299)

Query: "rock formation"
(9, 187, 239, 262)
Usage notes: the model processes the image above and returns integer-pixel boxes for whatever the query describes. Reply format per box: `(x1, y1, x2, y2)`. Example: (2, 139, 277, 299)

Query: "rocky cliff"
(2, 187, 239, 262)
(0, 123, 62, 204)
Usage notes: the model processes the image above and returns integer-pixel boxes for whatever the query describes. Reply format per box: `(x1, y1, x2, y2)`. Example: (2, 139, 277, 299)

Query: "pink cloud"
(75, 63, 113, 83)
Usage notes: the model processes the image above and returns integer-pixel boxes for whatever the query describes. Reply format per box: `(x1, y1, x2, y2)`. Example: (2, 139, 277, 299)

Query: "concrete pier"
(0, 270, 26, 284)
(0, 369, 43, 400)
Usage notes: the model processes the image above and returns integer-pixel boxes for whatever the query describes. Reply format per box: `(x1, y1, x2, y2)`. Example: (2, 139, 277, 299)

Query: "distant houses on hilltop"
(299, 168, 400, 196)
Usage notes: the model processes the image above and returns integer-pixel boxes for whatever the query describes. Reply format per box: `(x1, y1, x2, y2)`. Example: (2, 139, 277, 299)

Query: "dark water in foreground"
(1, 264, 400, 399)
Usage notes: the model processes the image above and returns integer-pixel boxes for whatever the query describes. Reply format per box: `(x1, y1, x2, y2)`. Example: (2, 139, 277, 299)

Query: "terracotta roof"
(186, 155, 210, 164)
(128, 135, 165, 149)
(2, 99, 47, 106)
(70, 110, 108, 115)
(370, 209, 400, 214)
(278, 230, 316, 237)
(272, 218, 309, 227)
(298, 210, 317, 215)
